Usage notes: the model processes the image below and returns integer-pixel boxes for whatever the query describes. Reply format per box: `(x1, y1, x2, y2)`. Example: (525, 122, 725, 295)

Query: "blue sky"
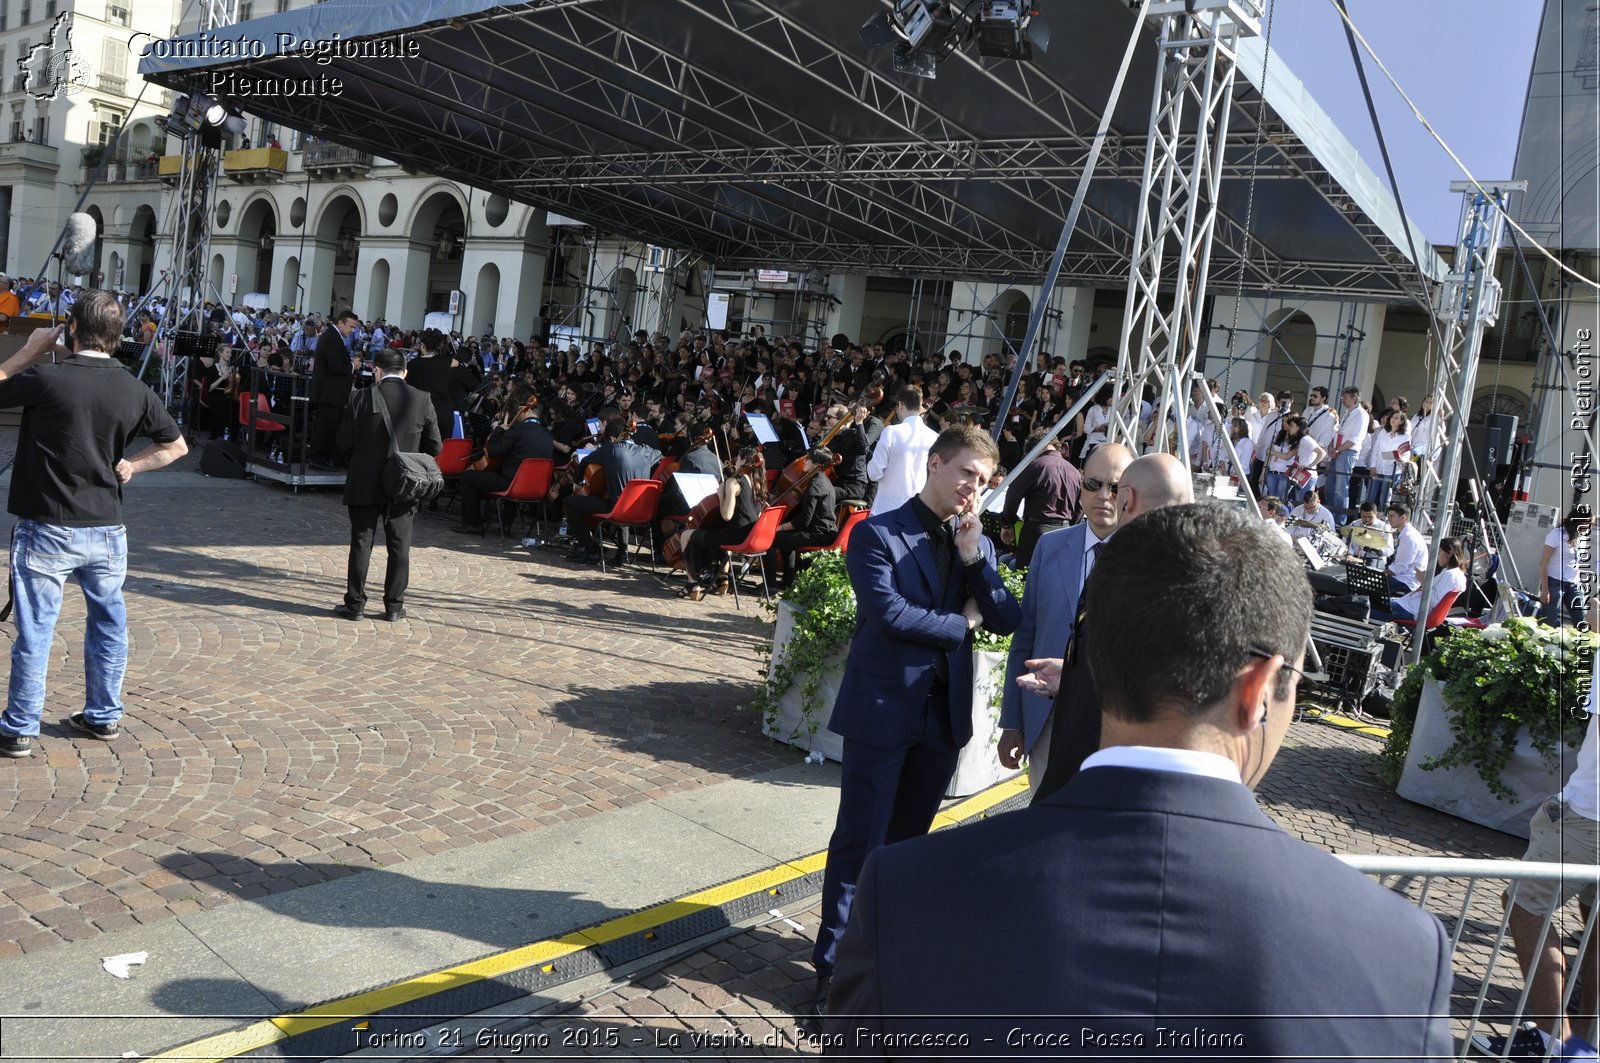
(1263, 0, 1543, 246)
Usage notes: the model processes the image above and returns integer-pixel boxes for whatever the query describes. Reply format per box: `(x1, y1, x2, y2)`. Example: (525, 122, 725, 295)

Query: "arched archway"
(472, 262, 500, 337)
(107, 251, 122, 291)
(235, 196, 277, 298)
(1261, 309, 1318, 401)
(995, 289, 1030, 358)
(208, 253, 225, 303)
(367, 258, 390, 322)
(314, 192, 363, 313)
(129, 204, 157, 294)
(407, 188, 467, 315)
(83, 205, 105, 284)
(280, 255, 300, 311)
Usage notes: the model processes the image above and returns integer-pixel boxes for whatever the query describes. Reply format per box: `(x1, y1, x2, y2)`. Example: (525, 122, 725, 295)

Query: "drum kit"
(1287, 517, 1349, 569)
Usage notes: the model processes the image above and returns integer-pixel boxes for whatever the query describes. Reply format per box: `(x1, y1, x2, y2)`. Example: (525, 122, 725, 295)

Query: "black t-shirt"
(0, 354, 181, 526)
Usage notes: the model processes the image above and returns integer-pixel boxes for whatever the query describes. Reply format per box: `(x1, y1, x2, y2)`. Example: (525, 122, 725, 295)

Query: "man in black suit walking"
(827, 502, 1453, 1059)
(309, 309, 359, 466)
(336, 348, 441, 622)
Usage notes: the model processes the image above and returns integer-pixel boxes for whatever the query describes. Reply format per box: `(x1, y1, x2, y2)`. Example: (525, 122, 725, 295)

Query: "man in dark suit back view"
(335, 348, 441, 622)
(827, 503, 1454, 1060)
(309, 310, 359, 466)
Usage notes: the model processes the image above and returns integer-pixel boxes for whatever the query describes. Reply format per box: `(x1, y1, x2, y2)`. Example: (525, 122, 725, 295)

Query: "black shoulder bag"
(372, 383, 444, 503)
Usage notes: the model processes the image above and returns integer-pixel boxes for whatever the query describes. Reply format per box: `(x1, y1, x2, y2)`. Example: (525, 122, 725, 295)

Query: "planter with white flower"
(1379, 618, 1593, 837)
(754, 550, 1024, 797)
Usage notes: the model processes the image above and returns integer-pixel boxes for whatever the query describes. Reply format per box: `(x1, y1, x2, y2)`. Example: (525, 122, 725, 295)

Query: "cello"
(770, 386, 878, 509)
(662, 450, 763, 572)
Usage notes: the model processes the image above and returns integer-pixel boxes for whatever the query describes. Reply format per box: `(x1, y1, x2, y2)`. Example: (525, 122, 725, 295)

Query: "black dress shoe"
(382, 607, 407, 622)
(797, 975, 831, 1038)
(333, 604, 364, 621)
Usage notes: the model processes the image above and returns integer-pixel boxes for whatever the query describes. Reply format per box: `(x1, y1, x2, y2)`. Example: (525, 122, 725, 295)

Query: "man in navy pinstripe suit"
(807, 424, 1021, 1018)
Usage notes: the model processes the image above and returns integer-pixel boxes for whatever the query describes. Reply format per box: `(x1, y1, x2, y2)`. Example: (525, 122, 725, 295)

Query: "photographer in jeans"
(0, 293, 188, 758)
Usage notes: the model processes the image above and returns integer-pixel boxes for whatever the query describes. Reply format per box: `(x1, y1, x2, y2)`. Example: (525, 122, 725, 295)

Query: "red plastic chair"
(488, 457, 555, 539)
(720, 505, 787, 610)
(237, 392, 285, 441)
(799, 509, 870, 557)
(596, 479, 663, 573)
(434, 437, 473, 476)
(1422, 589, 1462, 631)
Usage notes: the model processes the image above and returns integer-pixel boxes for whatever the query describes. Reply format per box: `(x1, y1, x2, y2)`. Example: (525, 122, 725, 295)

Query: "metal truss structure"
(149, 0, 239, 412)
(139, 0, 1444, 298)
(1107, 0, 1262, 472)
(1411, 181, 1526, 664)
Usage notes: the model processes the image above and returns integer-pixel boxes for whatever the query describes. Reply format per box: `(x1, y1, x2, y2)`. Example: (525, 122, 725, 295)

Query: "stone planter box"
(1398, 677, 1581, 838)
(763, 601, 1021, 798)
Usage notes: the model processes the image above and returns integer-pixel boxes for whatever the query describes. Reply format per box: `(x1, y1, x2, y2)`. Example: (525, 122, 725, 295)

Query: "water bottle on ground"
(558, 517, 568, 538)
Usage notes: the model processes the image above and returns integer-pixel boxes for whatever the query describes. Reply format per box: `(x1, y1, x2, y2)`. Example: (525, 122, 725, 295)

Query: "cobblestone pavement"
(0, 442, 793, 957)
(467, 719, 1525, 1056)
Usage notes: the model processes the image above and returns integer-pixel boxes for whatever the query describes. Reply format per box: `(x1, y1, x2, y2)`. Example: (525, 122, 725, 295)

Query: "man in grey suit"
(335, 348, 441, 622)
(828, 502, 1454, 1059)
(998, 444, 1132, 795)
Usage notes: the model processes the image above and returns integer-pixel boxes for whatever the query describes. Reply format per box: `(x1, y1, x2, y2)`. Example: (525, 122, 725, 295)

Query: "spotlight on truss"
(974, 0, 1050, 61)
(859, 0, 963, 79)
(859, 0, 1048, 79)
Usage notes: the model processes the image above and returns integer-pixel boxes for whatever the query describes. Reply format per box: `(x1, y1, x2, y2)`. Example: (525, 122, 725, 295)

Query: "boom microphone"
(60, 212, 96, 277)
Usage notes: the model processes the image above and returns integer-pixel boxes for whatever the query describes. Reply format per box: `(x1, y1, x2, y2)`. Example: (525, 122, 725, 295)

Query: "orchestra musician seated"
(657, 422, 724, 548)
(452, 384, 554, 535)
(1258, 496, 1293, 545)
(1369, 537, 1466, 624)
(824, 403, 872, 505)
(766, 446, 839, 592)
(1287, 487, 1337, 540)
(1340, 502, 1393, 562)
(564, 417, 663, 566)
(672, 446, 767, 601)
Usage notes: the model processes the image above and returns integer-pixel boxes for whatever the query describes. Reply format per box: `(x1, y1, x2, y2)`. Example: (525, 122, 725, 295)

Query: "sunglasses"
(1247, 647, 1307, 686)
(1083, 477, 1119, 496)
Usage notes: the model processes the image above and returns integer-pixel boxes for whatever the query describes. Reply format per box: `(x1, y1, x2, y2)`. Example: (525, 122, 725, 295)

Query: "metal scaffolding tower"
(146, 0, 239, 412)
(1107, 0, 1263, 474)
(1410, 180, 1526, 664)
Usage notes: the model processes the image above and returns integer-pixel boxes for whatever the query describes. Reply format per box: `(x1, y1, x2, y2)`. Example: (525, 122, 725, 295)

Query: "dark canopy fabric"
(139, 0, 1444, 296)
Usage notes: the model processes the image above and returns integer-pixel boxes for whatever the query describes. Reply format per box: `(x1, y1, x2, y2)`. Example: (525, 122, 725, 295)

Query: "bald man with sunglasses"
(1023, 452, 1194, 804)
(999, 444, 1133, 796)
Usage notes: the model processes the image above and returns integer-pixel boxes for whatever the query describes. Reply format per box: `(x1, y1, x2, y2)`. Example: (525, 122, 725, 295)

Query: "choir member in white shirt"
(1368, 409, 1412, 512)
(1328, 386, 1369, 517)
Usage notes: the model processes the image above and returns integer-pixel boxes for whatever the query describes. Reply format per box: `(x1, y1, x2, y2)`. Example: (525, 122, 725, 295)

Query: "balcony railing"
(302, 143, 371, 173)
(97, 73, 125, 95)
(222, 146, 289, 180)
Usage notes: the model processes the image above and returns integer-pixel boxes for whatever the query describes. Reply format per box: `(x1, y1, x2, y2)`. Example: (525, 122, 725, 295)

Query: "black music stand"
(1344, 559, 1392, 611)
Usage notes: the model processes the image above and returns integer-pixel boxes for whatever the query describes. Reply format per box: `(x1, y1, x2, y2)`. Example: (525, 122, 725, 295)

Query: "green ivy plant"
(1378, 617, 1594, 800)
(754, 551, 1025, 739)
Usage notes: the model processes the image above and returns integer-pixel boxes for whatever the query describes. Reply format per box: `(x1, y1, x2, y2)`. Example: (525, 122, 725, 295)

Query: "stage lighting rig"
(859, 0, 1049, 79)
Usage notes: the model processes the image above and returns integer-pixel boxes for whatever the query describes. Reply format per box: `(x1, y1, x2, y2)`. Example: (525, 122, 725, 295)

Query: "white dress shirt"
(1335, 404, 1369, 458)
(1372, 429, 1411, 476)
(866, 413, 939, 515)
(1288, 502, 1337, 540)
(1303, 404, 1339, 455)
(1393, 565, 1466, 621)
(1389, 522, 1428, 591)
(1080, 745, 1243, 785)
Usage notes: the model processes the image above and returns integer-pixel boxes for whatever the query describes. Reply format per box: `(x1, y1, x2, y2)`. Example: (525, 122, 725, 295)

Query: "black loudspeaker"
(1464, 413, 1518, 475)
(199, 440, 249, 479)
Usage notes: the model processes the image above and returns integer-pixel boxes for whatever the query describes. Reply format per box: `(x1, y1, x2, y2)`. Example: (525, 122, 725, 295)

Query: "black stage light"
(975, 0, 1050, 61)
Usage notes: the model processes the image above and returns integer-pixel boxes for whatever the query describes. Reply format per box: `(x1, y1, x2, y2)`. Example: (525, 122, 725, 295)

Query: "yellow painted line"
(149, 773, 1030, 1062)
(1313, 711, 1392, 740)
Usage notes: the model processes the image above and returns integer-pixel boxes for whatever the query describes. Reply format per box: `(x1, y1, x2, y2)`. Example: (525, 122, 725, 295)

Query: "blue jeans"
(1264, 470, 1289, 500)
(1542, 577, 1585, 627)
(1369, 470, 1396, 512)
(1329, 450, 1358, 516)
(0, 521, 129, 738)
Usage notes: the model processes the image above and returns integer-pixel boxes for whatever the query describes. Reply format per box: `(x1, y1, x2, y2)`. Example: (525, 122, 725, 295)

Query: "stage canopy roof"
(139, 0, 1447, 299)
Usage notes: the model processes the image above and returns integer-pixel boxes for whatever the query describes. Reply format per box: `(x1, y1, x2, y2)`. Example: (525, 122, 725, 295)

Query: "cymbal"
(1346, 526, 1391, 550)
